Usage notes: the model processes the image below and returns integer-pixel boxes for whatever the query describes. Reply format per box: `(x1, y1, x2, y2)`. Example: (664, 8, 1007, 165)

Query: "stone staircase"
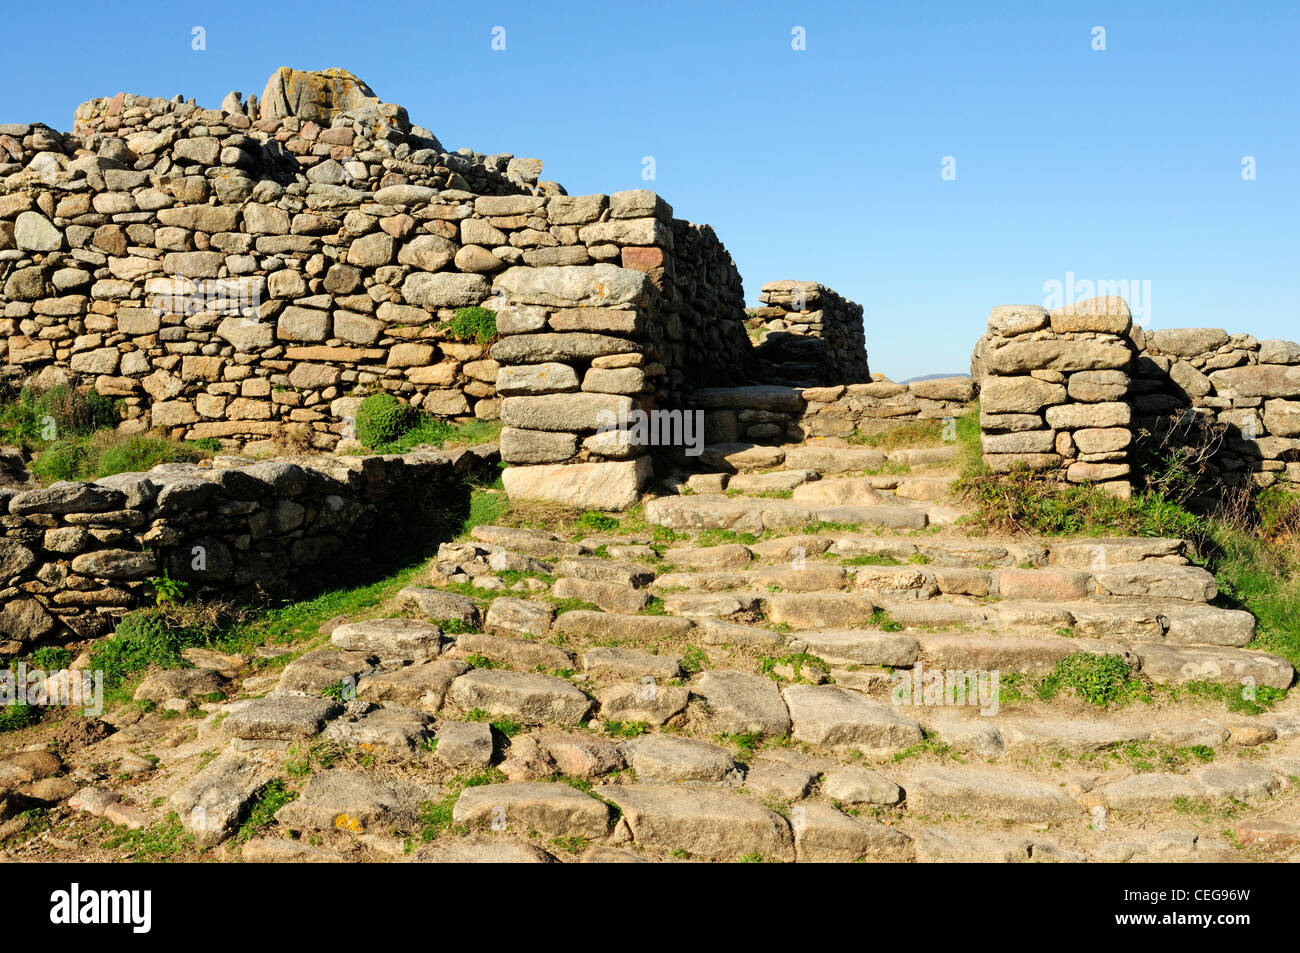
(21, 429, 1300, 863)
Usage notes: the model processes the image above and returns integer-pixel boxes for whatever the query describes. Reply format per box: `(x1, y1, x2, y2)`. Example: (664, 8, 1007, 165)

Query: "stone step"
(1081, 762, 1285, 811)
(758, 533, 1187, 569)
(644, 495, 929, 533)
(900, 766, 1079, 822)
(649, 563, 1244, 641)
(595, 783, 795, 862)
(782, 683, 925, 754)
(913, 631, 1294, 686)
(689, 470, 958, 506)
(989, 600, 1255, 645)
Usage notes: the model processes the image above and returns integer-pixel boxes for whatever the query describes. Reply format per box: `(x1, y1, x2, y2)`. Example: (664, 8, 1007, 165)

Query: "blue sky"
(4, 0, 1296, 380)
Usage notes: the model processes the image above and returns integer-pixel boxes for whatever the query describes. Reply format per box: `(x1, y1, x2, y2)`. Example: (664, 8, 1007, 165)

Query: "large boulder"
(259, 67, 419, 141)
(502, 458, 652, 511)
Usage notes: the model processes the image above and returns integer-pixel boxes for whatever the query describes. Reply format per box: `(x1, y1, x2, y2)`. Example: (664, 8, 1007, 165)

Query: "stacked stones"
(0, 446, 497, 648)
(799, 377, 975, 438)
(690, 377, 975, 446)
(1135, 329, 1300, 487)
(750, 281, 870, 385)
(0, 70, 730, 454)
(664, 221, 754, 399)
(490, 264, 659, 511)
(979, 297, 1136, 495)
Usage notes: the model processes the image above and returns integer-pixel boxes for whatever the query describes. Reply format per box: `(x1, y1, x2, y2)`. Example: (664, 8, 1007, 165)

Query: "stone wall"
(490, 263, 659, 510)
(974, 296, 1300, 493)
(0, 85, 712, 453)
(664, 220, 753, 399)
(1, 67, 875, 509)
(750, 281, 870, 386)
(693, 378, 975, 447)
(0, 445, 497, 650)
(976, 297, 1137, 494)
(1135, 328, 1300, 488)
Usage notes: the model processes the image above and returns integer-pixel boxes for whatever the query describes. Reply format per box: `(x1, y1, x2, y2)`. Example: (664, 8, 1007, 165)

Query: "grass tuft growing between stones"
(235, 780, 297, 843)
(445, 306, 498, 346)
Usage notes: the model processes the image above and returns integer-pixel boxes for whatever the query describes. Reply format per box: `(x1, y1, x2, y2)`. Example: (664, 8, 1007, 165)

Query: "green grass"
(991, 654, 1152, 708)
(841, 554, 902, 566)
(603, 720, 649, 739)
(0, 703, 37, 733)
(1, 381, 221, 483)
(0, 383, 117, 450)
(679, 645, 708, 675)
(695, 529, 758, 547)
(445, 306, 498, 345)
(578, 511, 620, 533)
(759, 651, 830, 683)
(234, 780, 296, 843)
(847, 418, 946, 450)
(1169, 679, 1286, 716)
(1037, 653, 1151, 707)
(368, 416, 502, 455)
(869, 608, 904, 632)
(30, 431, 219, 483)
(99, 812, 195, 862)
(455, 487, 509, 540)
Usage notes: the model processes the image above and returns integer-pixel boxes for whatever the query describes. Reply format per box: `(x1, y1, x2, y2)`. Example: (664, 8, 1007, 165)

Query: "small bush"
(26, 646, 73, 671)
(0, 385, 119, 448)
(446, 307, 498, 345)
(1038, 653, 1149, 707)
(577, 511, 620, 533)
(0, 703, 37, 733)
(355, 393, 415, 449)
(90, 604, 237, 698)
(28, 431, 216, 483)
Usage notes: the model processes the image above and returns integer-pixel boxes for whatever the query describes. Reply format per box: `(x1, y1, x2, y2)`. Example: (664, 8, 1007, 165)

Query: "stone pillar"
(489, 263, 660, 510)
(749, 281, 870, 385)
(979, 296, 1136, 496)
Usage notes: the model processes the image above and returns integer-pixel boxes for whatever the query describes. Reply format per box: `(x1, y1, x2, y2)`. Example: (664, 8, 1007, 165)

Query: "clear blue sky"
(5, 0, 1297, 380)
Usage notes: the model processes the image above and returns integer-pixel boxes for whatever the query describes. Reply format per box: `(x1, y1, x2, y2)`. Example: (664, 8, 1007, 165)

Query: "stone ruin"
(0, 67, 883, 496)
(972, 297, 1300, 496)
(4, 67, 1300, 647)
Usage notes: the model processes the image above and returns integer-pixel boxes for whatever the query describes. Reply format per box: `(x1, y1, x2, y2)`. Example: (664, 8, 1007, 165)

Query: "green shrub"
(89, 606, 232, 698)
(26, 646, 73, 671)
(0, 385, 118, 449)
(446, 307, 498, 345)
(354, 393, 415, 449)
(28, 431, 215, 483)
(0, 703, 37, 733)
(1038, 653, 1149, 707)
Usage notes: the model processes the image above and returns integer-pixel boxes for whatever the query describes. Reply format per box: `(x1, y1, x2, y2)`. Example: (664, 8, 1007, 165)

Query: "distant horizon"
(5, 0, 1295, 381)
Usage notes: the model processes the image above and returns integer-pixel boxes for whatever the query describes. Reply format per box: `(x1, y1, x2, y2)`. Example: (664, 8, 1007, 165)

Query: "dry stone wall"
(976, 297, 1137, 494)
(693, 378, 975, 446)
(0, 445, 497, 650)
(0, 71, 712, 455)
(975, 295, 1300, 493)
(1135, 328, 1300, 488)
(750, 281, 870, 385)
(1, 67, 876, 510)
